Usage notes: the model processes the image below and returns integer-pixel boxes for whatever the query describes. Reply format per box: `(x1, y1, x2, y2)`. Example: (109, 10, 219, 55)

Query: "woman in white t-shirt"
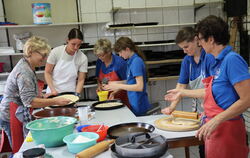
(45, 28, 88, 96)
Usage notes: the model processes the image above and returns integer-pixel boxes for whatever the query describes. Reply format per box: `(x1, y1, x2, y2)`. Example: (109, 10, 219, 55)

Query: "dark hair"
(68, 28, 83, 41)
(114, 37, 149, 82)
(114, 37, 146, 60)
(175, 27, 196, 44)
(196, 15, 230, 45)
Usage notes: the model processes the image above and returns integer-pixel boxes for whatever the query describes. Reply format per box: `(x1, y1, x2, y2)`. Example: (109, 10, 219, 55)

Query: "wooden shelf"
(0, 21, 109, 29)
(113, 1, 224, 11)
(138, 42, 176, 47)
(107, 22, 196, 30)
(145, 59, 182, 65)
(148, 75, 179, 81)
(0, 66, 95, 77)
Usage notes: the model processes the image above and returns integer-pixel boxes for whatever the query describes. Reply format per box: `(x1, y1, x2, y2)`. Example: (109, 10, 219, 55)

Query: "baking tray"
(134, 22, 158, 26)
(107, 122, 155, 139)
(92, 99, 124, 110)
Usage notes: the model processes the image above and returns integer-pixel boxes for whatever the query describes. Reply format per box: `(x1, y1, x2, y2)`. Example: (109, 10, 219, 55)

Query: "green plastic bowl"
(63, 132, 99, 154)
(26, 116, 77, 147)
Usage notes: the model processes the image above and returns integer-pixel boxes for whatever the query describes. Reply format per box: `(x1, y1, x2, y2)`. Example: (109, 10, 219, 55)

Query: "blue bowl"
(63, 132, 99, 154)
(26, 116, 77, 147)
(76, 125, 90, 132)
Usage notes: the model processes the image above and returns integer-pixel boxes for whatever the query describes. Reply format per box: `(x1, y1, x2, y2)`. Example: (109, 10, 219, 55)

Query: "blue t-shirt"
(211, 46, 250, 109)
(126, 53, 151, 116)
(95, 53, 127, 80)
(178, 49, 215, 84)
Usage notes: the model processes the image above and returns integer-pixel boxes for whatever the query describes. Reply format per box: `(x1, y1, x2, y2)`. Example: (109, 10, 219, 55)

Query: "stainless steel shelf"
(145, 59, 182, 65)
(148, 76, 179, 81)
(0, 21, 109, 29)
(107, 23, 196, 30)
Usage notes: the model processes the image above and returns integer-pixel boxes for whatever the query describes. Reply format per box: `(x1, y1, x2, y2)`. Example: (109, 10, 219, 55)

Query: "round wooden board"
(154, 116, 200, 132)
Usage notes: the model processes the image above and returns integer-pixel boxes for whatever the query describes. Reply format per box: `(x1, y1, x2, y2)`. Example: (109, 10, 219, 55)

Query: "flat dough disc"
(53, 94, 79, 105)
(95, 102, 123, 108)
(154, 116, 200, 132)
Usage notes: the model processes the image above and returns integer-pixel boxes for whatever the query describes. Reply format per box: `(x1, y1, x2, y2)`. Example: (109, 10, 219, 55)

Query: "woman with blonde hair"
(93, 38, 129, 107)
(0, 36, 70, 150)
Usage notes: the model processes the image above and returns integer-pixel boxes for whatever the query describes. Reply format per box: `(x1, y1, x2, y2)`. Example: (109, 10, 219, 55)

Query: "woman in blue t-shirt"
(162, 27, 215, 158)
(103, 37, 151, 116)
(166, 15, 249, 158)
(162, 27, 215, 115)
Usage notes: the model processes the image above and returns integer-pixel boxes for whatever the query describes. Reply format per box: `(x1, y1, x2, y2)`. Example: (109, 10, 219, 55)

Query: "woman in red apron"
(93, 39, 130, 108)
(165, 15, 249, 158)
(196, 16, 249, 158)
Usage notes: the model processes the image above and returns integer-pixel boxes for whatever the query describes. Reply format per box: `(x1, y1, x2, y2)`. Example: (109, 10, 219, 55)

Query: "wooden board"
(154, 116, 200, 132)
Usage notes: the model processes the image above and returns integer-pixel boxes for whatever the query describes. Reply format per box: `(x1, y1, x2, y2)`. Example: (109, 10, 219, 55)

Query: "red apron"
(202, 76, 249, 158)
(99, 69, 130, 108)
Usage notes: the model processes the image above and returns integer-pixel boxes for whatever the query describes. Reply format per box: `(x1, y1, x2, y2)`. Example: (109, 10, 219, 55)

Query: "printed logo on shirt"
(214, 68, 220, 79)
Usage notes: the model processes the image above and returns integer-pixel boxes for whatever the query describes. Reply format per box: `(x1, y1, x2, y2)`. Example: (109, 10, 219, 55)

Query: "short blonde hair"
(23, 36, 51, 57)
(93, 38, 112, 55)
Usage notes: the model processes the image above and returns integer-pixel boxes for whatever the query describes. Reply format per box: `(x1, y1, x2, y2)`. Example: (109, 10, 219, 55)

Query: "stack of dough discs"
(154, 116, 200, 132)
(53, 94, 79, 105)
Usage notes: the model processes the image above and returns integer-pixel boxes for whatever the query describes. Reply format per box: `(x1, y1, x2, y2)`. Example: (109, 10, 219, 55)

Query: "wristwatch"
(75, 92, 81, 97)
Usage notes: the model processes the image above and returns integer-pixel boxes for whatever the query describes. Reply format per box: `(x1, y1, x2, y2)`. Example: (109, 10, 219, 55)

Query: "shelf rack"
(112, 1, 224, 11)
(145, 59, 182, 65)
(0, 21, 109, 29)
(107, 22, 196, 30)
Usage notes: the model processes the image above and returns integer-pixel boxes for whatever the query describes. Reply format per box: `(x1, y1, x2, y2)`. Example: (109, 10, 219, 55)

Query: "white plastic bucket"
(32, 3, 52, 24)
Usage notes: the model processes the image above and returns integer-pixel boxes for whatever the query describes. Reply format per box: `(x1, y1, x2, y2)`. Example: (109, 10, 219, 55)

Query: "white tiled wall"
(80, 0, 112, 23)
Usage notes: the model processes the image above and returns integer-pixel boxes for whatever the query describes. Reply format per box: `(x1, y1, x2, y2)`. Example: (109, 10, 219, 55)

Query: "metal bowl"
(33, 108, 77, 119)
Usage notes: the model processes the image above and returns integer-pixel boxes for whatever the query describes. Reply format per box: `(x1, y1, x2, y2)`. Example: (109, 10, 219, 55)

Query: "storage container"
(32, 3, 52, 24)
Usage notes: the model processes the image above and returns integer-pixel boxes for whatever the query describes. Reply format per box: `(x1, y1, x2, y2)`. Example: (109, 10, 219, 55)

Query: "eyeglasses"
(35, 51, 47, 59)
(96, 53, 107, 58)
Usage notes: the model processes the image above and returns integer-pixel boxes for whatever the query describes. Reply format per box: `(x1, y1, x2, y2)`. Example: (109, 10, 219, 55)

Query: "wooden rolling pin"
(172, 110, 198, 120)
(75, 139, 115, 158)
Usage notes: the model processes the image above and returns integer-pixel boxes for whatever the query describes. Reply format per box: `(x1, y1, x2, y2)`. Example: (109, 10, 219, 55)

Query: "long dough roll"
(172, 110, 198, 119)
